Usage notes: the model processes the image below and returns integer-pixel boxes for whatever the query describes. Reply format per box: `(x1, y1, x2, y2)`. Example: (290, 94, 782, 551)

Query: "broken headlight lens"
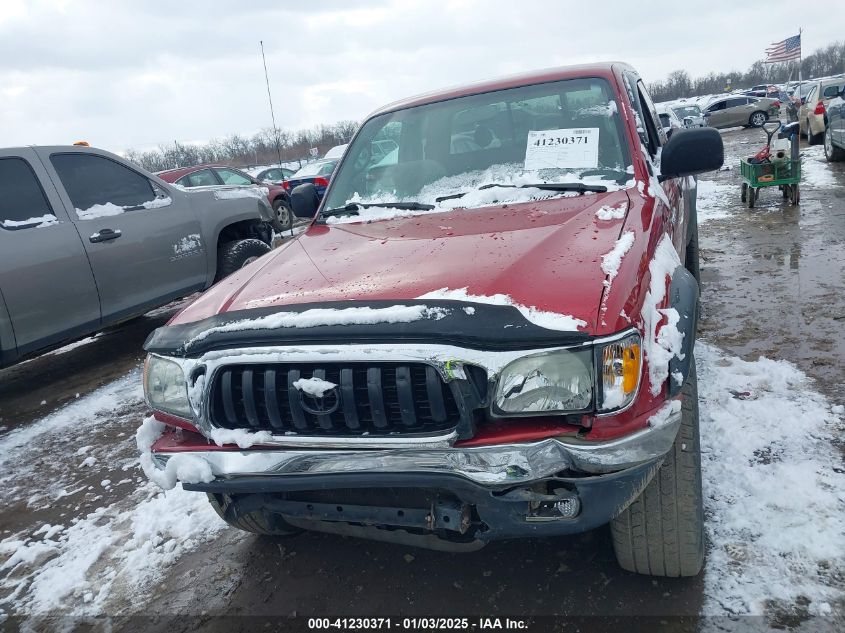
(143, 354, 192, 418)
(493, 349, 593, 415)
(597, 332, 642, 412)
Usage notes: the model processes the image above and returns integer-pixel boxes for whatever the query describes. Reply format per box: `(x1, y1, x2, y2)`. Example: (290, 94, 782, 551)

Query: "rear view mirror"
(291, 183, 319, 218)
(659, 128, 724, 181)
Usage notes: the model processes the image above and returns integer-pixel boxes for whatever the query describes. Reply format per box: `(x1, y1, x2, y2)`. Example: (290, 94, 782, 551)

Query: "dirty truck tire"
(611, 360, 704, 577)
(825, 127, 845, 162)
(216, 239, 271, 281)
(207, 493, 301, 536)
(272, 199, 293, 232)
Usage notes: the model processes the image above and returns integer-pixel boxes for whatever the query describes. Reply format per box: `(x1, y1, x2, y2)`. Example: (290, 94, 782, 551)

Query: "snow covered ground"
(0, 345, 842, 621)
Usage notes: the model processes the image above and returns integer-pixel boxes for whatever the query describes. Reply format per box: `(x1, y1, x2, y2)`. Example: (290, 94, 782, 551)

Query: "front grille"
(208, 363, 464, 436)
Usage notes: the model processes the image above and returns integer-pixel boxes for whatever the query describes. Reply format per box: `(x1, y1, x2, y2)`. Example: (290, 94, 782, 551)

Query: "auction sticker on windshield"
(524, 128, 599, 170)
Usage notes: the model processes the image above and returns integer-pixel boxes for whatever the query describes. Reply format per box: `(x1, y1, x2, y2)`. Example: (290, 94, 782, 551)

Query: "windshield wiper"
(320, 201, 435, 218)
(435, 182, 608, 203)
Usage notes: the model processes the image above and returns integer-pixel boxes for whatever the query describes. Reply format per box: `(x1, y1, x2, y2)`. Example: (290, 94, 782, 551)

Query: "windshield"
(672, 105, 700, 117)
(323, 77, 630, 215)
(292, 160, 338, 178)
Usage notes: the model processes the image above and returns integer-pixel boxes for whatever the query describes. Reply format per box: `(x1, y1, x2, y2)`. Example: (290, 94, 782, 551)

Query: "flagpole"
(798, 28, 802, 94)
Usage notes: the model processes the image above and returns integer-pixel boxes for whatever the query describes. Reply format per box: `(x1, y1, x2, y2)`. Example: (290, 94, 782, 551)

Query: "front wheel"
(749, 111, 767, 127)
(790, 184, 800, 205)
(747, 187, 756, 208)
(215, 238, 271, 281)
(611, 360, 704, 577)
(740, 182, 747, 202)
(807, 120, 823, 145)
(207, 493, 301, 536)
(271, 199, 293, 232)
(824, 127, 845, 162)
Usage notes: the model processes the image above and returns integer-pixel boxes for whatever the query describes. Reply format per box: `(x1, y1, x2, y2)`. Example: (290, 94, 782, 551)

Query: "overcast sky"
(2, 0, 842, 153)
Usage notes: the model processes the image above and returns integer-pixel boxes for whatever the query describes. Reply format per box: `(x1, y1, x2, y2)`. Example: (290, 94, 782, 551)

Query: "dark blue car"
(284, 159, 339, 201)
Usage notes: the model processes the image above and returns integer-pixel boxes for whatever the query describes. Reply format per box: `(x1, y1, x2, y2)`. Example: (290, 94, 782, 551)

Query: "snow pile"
(600, 230, 635, 280)
(696, 343, 845, 618)
(0, 214, 58, 229)
(641, 234, 685, 395)
(418, 287, 585, 332)
(213, 186, 268, 201)
(696, 179, 735, 222)
(292, 377, 337, 397)
(136, 417, 213, 490)
(172, 234, 202, 255)
(208, 427, 273, 449)
(599, 230, 636, 324)
(801, 145, 840, 189)
(0, 374, 226, 615)
(191, 305, 449, 343)
(594, 203, 627, 221)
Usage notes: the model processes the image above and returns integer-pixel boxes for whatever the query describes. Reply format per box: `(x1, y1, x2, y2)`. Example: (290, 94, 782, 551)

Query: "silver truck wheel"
(215, 239, 271, 281)
(610, 360, 704, 577)
(207, 493, 301, 536)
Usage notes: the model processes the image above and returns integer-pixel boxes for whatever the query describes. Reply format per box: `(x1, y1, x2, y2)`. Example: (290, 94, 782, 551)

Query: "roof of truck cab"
(368, 62, 630, 118)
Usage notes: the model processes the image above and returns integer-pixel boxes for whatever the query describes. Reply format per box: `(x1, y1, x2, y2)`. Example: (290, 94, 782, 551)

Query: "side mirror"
(291, 183, 319, 218)
(659, 127, 724, 181)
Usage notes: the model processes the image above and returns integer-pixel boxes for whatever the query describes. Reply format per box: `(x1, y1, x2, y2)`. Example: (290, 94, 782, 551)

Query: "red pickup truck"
(140, 62, 723, 576)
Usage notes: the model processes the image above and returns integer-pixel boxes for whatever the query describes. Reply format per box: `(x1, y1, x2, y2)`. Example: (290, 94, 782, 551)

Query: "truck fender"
(667, 265, 699, 397)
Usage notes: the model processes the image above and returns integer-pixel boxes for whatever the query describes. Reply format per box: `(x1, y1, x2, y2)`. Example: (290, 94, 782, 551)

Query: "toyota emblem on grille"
(299, 386, 341, 415)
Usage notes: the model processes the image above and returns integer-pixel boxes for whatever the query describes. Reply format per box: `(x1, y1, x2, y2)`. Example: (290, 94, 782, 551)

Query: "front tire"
(215, 238, 271, 281)
(824, 127, 845, 161)
(749, 111, 767, 127)
(611, 360, 704, 577)
(207, 493, 301, 536)
(272, 199, 293, 232)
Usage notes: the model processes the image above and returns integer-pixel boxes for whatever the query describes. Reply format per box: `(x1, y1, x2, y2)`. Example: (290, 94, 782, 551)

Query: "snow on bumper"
(144, 402, 682, 487)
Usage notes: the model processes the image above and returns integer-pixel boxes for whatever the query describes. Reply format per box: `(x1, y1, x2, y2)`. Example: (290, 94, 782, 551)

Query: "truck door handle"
(89, 228, 122, 243)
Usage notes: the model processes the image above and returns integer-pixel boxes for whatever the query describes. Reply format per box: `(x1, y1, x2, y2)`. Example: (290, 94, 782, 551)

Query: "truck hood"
(174, 191, 632, 334)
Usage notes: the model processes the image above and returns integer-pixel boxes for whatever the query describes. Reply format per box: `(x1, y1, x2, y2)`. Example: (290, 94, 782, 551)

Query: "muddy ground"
(0, 128, 843, 631)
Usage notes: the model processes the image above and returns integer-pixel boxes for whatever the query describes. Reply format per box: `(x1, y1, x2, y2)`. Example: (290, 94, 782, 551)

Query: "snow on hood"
(171, 191, 633, 334)
(417, 287, 585, 331)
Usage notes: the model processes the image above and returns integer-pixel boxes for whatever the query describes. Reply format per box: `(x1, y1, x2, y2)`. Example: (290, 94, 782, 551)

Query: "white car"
(656, 106, 683, 138)
(671, 103, 707, 128)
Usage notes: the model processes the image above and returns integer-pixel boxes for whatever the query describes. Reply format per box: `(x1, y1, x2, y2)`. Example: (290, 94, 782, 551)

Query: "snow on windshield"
(325, 162, 632, 225)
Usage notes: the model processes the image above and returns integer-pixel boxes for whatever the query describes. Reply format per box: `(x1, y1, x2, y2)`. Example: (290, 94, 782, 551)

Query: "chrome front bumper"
(151, 404, 681, 485)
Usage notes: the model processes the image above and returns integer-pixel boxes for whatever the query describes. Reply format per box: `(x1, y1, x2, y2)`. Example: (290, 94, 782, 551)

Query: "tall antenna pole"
(260, 40, 284, 169)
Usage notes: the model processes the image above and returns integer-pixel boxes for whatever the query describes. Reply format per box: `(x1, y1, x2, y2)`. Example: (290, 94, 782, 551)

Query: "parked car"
(824, 88, 845, 162)
(324, 144, 348, 160)
(670, 103, 706, 128)
(283, 159, 339, 202)
(702, 95, 779, 129)
(0, 145, 276, 368)
(141, 62, 724, 577)
(251, 166, 295, 184)
(656, 105, 683, 137)
(157, 164, 293, 231)
(798, 77, 845, 145)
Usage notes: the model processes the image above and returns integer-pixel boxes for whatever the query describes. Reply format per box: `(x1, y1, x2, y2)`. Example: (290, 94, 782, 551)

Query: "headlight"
(493, 349, 593, 415)
(143, 354, 192, 418)
(597, 332, 642, 413)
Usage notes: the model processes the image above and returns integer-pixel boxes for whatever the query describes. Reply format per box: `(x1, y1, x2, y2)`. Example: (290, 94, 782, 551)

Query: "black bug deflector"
(143, 300, 590, 357)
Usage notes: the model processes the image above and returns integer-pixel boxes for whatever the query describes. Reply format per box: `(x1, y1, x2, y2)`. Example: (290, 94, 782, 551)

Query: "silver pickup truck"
(0, 144, 277, 368)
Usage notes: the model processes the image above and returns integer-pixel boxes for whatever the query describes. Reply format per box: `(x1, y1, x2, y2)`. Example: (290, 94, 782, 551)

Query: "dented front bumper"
(149, 406, 680, 539)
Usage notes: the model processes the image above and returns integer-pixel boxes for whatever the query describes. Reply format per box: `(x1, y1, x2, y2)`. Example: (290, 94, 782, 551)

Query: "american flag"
(764, 34, 801, 63)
